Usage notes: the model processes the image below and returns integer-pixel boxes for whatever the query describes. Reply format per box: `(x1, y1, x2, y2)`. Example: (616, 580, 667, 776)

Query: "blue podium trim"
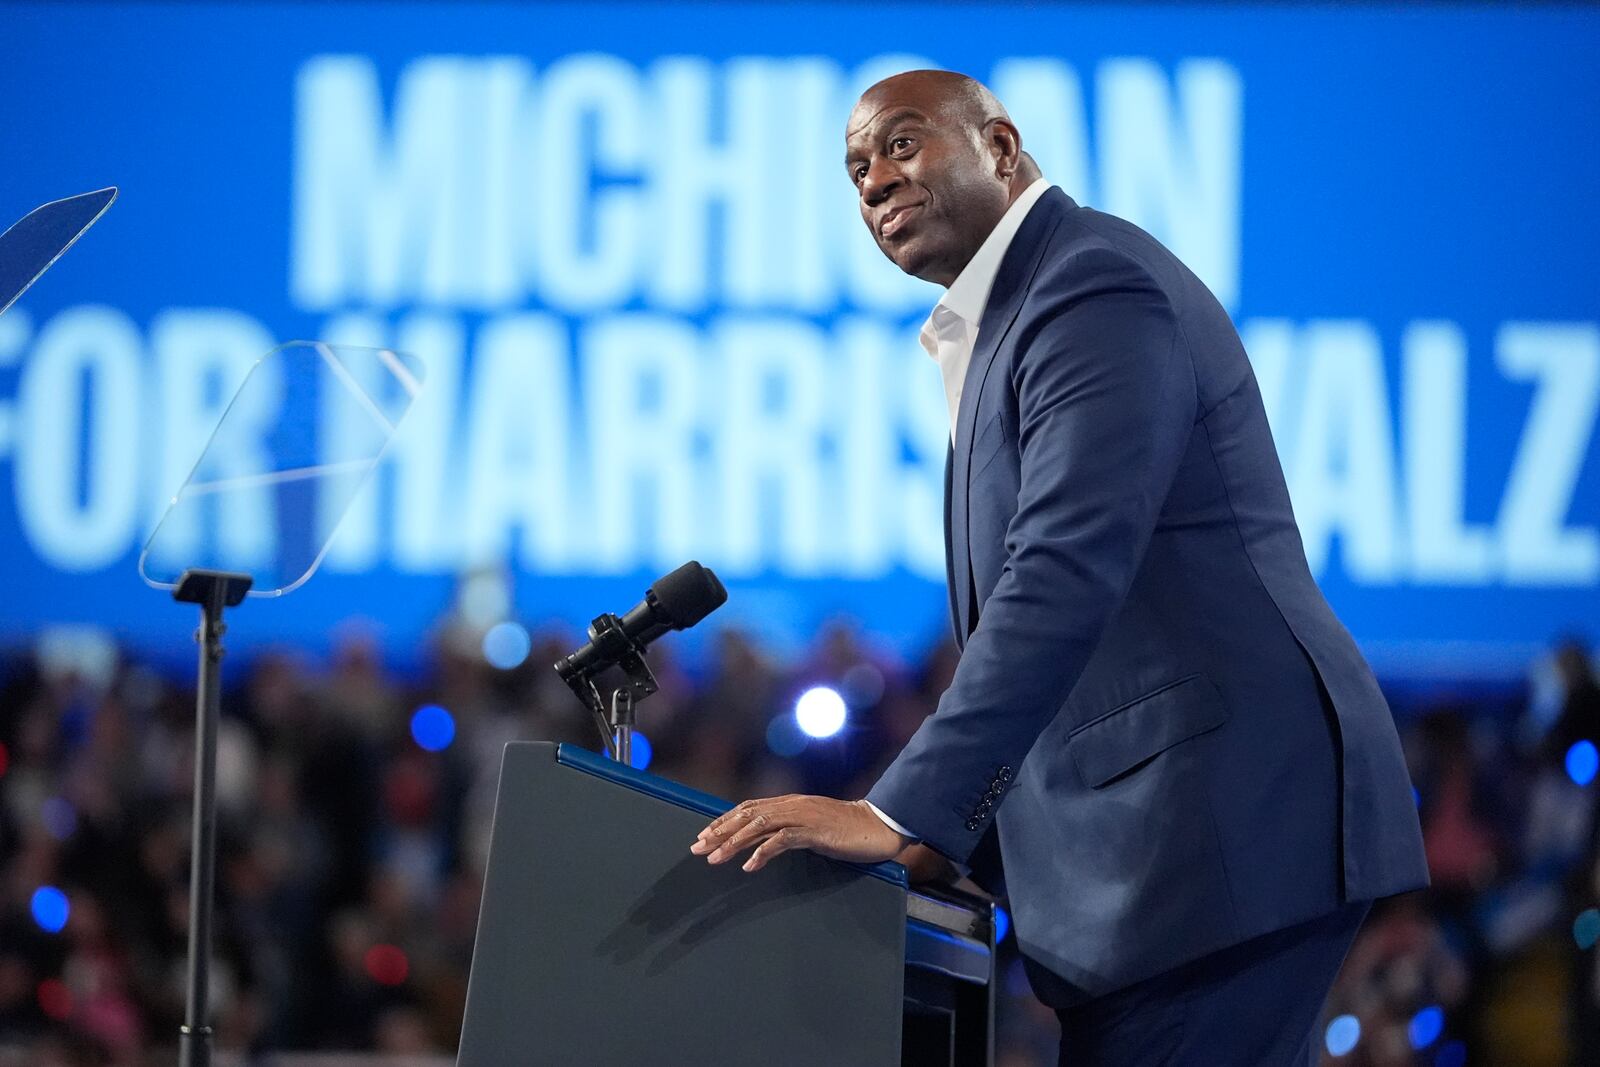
(556, 742, 909, 888)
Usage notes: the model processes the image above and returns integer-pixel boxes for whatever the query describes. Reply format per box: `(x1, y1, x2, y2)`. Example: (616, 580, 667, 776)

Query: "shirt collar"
(937, 177, 1051, 328)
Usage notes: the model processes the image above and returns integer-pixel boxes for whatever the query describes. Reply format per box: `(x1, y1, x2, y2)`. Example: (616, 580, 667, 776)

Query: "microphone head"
(649, 561, 727, 629)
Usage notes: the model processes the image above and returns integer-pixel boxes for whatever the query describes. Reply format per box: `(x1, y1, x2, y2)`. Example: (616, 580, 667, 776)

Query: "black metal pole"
(179, 582, 222, 1067)
(172, 570, 251, 1067)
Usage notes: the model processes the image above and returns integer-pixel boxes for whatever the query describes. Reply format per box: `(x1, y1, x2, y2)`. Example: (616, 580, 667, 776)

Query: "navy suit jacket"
(866, 188, 1428, 1005)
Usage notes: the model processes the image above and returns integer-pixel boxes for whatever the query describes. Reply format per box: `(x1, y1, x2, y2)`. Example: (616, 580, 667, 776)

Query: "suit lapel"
(943, 444, 962, 646)
(949, 189, 1073, 638)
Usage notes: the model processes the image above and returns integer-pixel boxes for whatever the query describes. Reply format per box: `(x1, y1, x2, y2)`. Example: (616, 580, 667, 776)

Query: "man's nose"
(859, 157, 903, 206)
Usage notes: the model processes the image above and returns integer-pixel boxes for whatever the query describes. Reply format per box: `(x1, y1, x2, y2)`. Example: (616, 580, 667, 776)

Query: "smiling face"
(845, 71, 1026, 287)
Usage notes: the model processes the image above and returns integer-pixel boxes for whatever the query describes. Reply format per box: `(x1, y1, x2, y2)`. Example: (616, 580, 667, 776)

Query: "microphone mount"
(560, 611, 660, 764)
(556, 561, 726, 764)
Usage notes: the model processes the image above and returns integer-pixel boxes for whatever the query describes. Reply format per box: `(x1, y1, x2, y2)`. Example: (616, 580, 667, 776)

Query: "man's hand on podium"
(691, 795, 911, 873)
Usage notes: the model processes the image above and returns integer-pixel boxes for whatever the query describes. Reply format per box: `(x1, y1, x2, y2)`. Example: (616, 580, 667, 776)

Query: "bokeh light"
(410, 704, 456, 752)
(995, 906, 1010, 943)
(364, 943, 409, 986)
(795, 686, 847, 739)
(628, 731, 653, 771)
(1574, 908, 1600, 950)
(482, 620, 531, 670)
(40, 796, 77, 841)
(0, 740, 9, 777)
(35, 978, 72, 1021)
(1566, 740, 1598, 786)
(31, 886, 69, 933)
(1324, 1014, 1360, 1057)
(1409, 1005, 1444, 1049)
(841, 663, 886, 707)
(765, 714, 808, 758)
(457, 570, 511, 629)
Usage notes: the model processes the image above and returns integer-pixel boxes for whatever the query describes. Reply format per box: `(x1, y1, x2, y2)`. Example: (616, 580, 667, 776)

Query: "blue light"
(995, 906, 1010, 943)
(1412, 786, 1421, 807)
(31, 886, 69, 933)
(765, 714, 808, 758)
(628, 731, 652, 771)
(1435, 1040, 1466, 1067)
(410, 704, 456, 752)
(1409, 1005, 1444, 1050)
(482, 621, 531, 670)
(1566, 740, 1598, 786)
(794, 686, 847, 739)
(1324, 1015, 1360, 1057)
(1574, 908, 1600, 950)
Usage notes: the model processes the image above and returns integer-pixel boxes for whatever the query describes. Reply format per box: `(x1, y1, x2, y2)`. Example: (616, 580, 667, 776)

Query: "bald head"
(852, 70, 1009, 139)
(845, 70, 1040, 285)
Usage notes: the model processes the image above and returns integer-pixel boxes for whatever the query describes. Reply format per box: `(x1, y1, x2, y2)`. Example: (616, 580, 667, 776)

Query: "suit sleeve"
(866, 250, 1198, 864)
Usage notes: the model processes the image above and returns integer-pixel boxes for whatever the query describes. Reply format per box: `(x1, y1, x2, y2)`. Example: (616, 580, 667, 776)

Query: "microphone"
(555, 561, 727, 681)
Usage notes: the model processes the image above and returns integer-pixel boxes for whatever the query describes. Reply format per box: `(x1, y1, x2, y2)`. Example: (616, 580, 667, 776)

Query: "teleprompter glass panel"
(139, 341, 425, 596)
(0, 187, 117, 316)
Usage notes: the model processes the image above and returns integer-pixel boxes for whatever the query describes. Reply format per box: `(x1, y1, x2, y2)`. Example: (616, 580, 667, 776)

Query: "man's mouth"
(880, 203, 923, 239)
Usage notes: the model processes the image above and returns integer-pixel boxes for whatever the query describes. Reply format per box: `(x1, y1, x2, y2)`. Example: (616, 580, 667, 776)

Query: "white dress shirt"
(921, 177, 1052, 441)
(865, 177, 1053, 847)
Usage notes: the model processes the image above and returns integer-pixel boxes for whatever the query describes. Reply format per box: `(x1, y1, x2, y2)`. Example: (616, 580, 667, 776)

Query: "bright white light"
(795, 686, 847, 739)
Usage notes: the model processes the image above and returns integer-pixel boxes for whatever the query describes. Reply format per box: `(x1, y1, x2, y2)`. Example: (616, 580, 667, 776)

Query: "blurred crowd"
(0, 595, 1597, 1067)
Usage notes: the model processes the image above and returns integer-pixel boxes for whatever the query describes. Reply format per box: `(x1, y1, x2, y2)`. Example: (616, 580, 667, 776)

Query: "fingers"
(696, 798, 765, 845)
(692, 800, 764, 850)
(705, 806, 797, 864)
(691, 799, 760, 854)
(691, 795, 901, 874)
(691, 797, 807, 866)
(742, 826, 806, 872)
(694, 800, 745, 844)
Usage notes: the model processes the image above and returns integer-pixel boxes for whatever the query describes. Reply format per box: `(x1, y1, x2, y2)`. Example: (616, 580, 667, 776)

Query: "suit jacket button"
(965, 817, 981, 831)
(998, 767, 1013, 782)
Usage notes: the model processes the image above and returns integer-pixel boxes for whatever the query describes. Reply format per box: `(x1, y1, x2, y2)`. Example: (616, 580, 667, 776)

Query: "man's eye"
(890, 137, 913, 153)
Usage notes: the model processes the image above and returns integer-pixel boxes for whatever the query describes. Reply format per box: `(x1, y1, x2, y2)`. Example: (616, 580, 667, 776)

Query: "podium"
(459, 743, 996, 1066)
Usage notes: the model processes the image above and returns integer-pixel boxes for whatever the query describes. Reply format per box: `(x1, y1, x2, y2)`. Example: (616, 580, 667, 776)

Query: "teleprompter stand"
(171, 570, 252, 1067)
(138, 340, 425, 1064)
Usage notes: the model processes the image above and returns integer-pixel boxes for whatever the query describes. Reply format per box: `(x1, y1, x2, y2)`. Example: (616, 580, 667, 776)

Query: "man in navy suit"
(694, 70, 1428, 1063)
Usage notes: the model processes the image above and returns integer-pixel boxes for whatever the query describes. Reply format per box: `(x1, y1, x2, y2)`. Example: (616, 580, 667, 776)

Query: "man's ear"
(986, 119, 1023, 180)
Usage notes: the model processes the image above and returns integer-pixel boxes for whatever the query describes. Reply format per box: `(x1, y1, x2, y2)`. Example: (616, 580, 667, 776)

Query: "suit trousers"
(1055, 900, 1371, 1066)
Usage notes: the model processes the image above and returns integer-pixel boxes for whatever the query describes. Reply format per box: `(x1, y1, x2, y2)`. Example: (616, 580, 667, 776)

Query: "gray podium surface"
(459, 742, 909, 1066)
